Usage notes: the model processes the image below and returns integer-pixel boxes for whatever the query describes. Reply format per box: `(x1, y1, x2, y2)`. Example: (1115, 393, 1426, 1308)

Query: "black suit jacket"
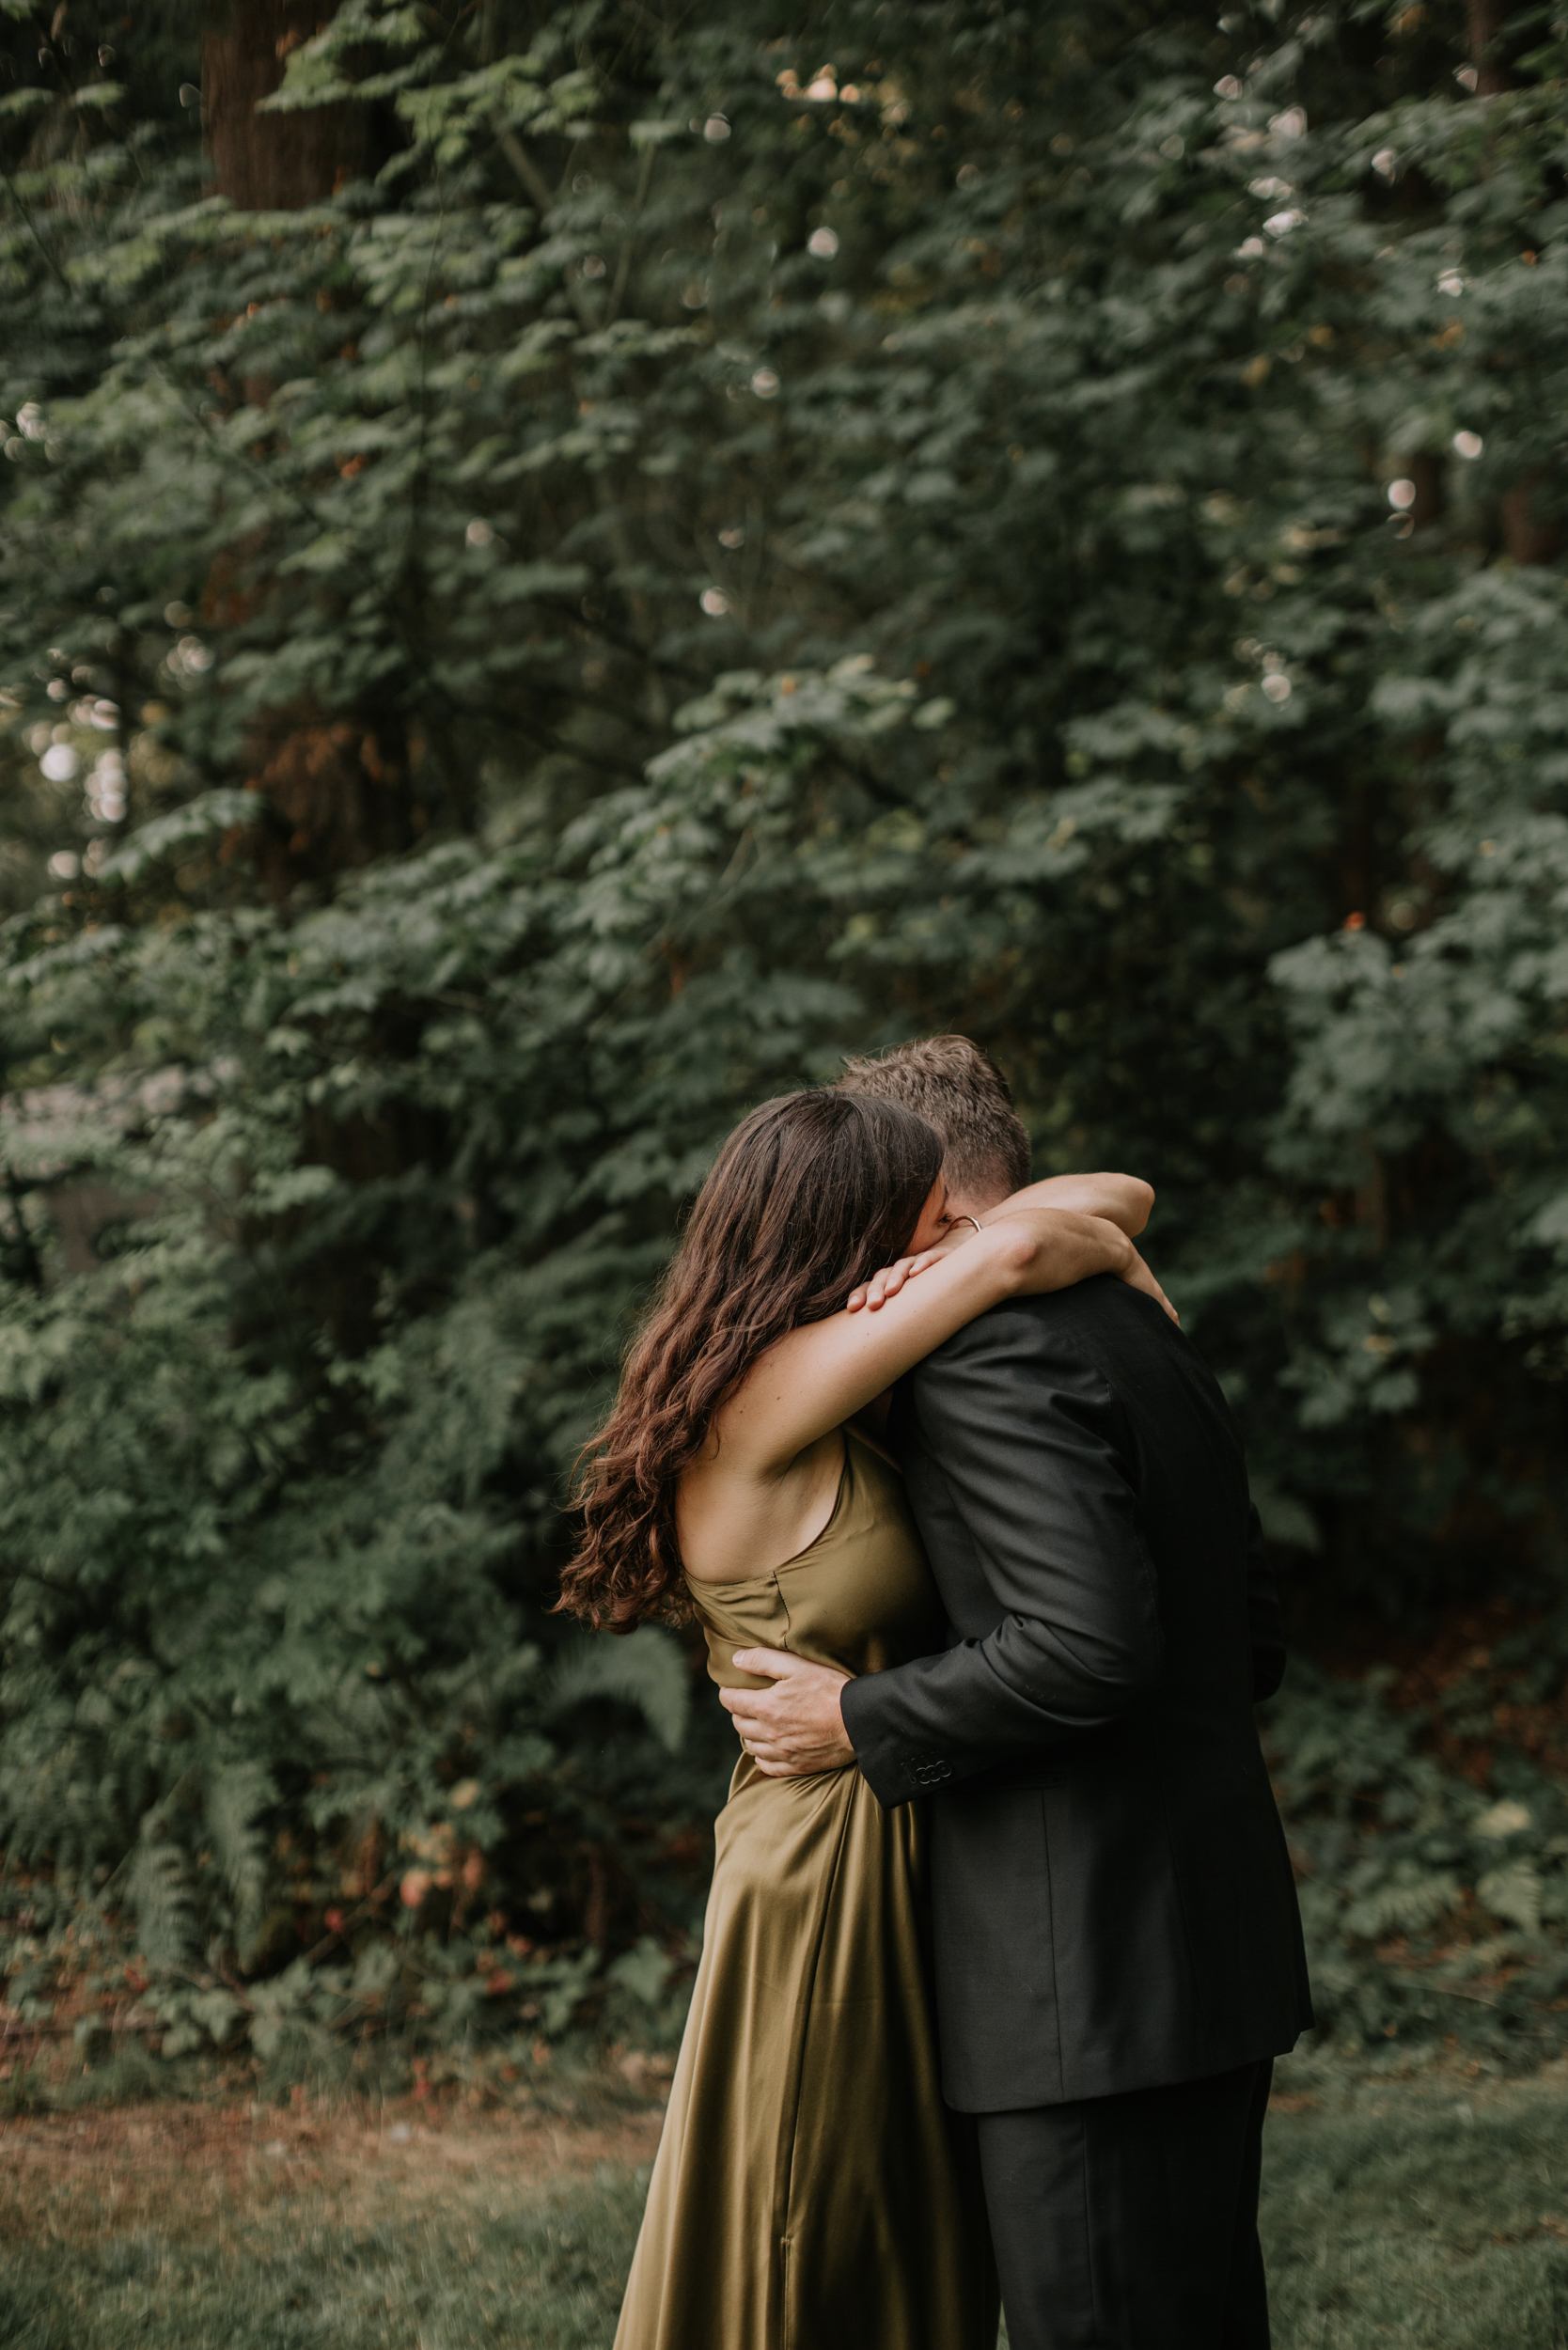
(840, 1274, 1312, 2113)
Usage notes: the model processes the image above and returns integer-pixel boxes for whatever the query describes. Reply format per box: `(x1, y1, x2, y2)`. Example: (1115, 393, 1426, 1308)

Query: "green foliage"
(1267, 1660, 1568, 2061)
(0, 659, 932, 2051)
(124, 1832, 196, 1974)
(546, 1632, 691, 1757)
(205, 1762, 276, 1969)
(3, 0, 1568, 2060)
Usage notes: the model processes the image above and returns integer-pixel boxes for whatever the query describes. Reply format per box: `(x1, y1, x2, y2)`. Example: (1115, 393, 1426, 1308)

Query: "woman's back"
(689, 1425, 944, 1690)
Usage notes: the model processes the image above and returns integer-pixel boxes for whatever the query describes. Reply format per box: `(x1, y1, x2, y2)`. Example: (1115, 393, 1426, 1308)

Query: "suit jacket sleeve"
(1246, 1501, 1288, 1701)
(840, 1305, 1165, 1808)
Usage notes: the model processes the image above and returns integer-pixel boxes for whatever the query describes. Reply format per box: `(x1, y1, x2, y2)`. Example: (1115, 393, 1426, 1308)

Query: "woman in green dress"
(559, 1087, 1162, 2350)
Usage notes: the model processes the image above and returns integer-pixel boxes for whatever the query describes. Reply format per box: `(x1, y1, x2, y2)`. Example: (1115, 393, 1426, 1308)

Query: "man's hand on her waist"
(720, 1650, 855, 1777)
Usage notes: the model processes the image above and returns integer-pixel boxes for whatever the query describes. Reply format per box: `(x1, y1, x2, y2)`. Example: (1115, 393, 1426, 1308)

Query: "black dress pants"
(975, 2059, 1273, 2350)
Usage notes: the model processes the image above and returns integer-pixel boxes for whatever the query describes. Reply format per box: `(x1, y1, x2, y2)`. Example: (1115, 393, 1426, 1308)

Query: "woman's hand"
(849, 1219, 1179, 1324)
(847, 1219, 975, 1311)
(1121, 1246, 1179, 1324)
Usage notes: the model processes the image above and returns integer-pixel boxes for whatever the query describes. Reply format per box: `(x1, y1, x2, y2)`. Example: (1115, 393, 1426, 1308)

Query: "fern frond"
(205, 1762, 275, 1966)
(126, 1831, 196, 1971)
(543, 1626, 690, 1754)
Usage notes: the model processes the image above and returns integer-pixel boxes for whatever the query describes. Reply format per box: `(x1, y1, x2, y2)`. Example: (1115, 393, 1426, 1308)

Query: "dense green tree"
(3, 0, 1568, 2066)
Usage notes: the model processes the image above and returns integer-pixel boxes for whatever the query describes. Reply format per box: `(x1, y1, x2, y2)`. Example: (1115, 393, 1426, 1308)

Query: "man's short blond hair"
(836, 1035, 1030, 1199)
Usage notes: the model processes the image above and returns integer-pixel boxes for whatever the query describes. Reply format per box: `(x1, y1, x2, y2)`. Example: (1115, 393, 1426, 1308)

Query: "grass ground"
(3, 2072, 1568, 2346)
(0, 2089, 660, 2350)
(1262, 2074, 1568, 2349)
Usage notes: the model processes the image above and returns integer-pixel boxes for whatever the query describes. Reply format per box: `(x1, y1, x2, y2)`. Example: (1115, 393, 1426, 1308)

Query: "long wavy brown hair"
(557, 1089, 943, 1629)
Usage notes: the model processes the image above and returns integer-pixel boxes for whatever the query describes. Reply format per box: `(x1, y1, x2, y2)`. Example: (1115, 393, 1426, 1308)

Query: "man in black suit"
(724, 1038, 1312, 2350)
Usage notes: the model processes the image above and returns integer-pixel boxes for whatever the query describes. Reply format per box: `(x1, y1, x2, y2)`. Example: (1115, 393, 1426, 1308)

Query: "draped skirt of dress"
(614, 1758, 996, 2350)
(613, 1429, 997, 2350)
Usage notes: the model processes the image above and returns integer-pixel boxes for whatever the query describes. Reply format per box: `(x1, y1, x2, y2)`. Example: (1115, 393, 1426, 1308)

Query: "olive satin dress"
(613, 1426, 998, 2350)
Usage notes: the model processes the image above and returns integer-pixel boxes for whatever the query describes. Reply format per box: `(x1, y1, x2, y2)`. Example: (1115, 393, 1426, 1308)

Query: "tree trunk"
(1500, 472, 1562, 567)
(200, 8, 421, 885)
(1403, 449, 1445, 533)
(203, 1, 372, 209)
(1465, 0, 1524, 95)
(242, 717, 418, 892)
(1462, 6, 1561, 562)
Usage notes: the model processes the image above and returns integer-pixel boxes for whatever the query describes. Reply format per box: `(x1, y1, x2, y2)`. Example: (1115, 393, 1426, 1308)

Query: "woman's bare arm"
(710, 1209, 1133, 1481)
(848, 1173, 1161, 1315)
(999, 1171, 1153, 1238)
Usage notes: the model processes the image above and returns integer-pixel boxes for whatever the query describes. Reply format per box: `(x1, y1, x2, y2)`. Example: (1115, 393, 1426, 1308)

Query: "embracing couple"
(561, 1037, 1311, 2350)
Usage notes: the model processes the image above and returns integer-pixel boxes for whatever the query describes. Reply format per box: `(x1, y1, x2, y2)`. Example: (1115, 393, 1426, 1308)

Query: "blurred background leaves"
(2, 0, 1568, 2082)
